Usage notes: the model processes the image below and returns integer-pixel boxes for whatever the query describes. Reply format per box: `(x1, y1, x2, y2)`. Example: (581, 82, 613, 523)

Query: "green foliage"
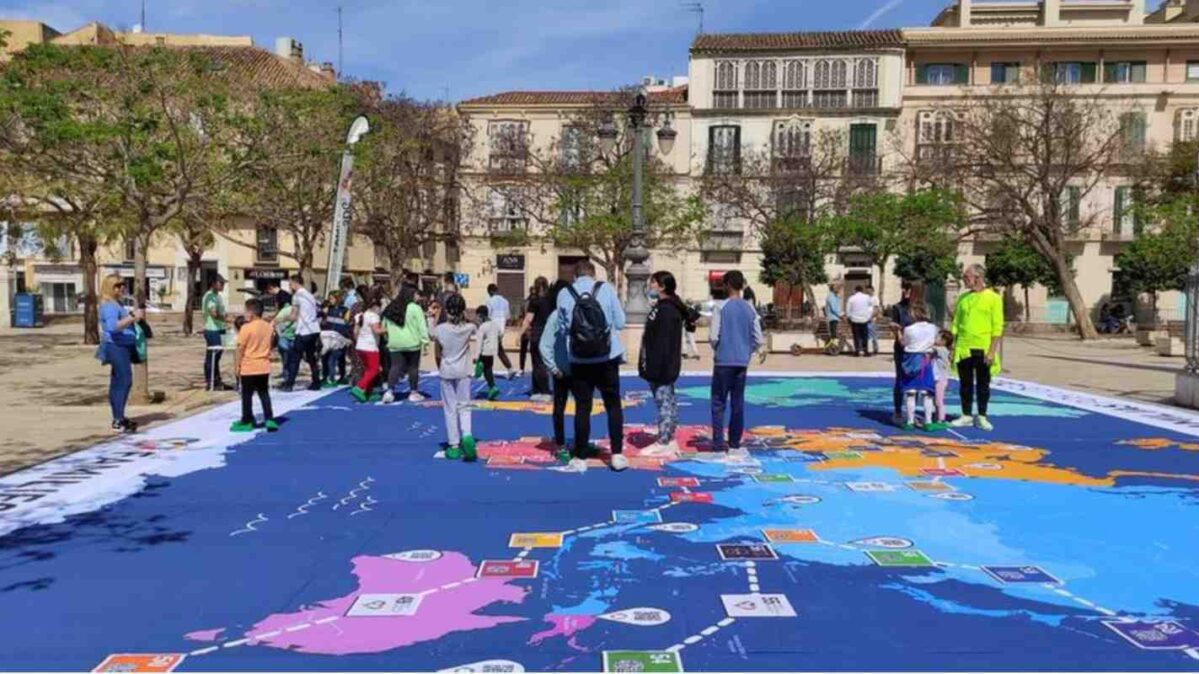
(758, 216, 830, 290)
(985, 237, 1064, 294)
(1114, 198, 1199, 296)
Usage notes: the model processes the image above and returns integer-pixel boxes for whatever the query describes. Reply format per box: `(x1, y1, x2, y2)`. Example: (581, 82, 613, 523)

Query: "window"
(1178, 109, 1198, 142)
(852, 58, 879, 107)
(707, 125, 741, 175)
(782, 60, 807, 108)
(488, 120, 529, 172)
(1052, 62, 1097, 84)
(256, 225, 278, 263)
(702, 203, 744, 263)
(917, 63, 968, 86)
(847, 123, 878, 175)
(1105, 61, 1147, 84)
(488, 188, 527, 233)
(917, 110, 957, 163)
(1120, 111, 1148, 155)
(1060, 186, 1081, 228)
(773, 119, 812, 171)
(777, 187, 808, 222)
(1188, 61, 1199, 82)
(123, 237, 136, 262)
(1113, 186, 1141, 237)
(813, 59, 848, 108)
(714, 61, 739, 109)
(560, 124, 586, 169)
(990, 62, 1020, 85)
(744, 60, 778, 109)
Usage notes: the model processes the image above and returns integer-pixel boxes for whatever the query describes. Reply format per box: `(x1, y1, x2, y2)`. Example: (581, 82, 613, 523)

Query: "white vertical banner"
(324, 115, 371, 297)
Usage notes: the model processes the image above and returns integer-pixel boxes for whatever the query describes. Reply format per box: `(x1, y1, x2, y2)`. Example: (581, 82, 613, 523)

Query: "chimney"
(1129, 0, 1146, 23)
(959, 0, 972, 27)
(1042, 0, 1061, 26)
(319, 62, 336, 80)
(275, 36, 303, 62)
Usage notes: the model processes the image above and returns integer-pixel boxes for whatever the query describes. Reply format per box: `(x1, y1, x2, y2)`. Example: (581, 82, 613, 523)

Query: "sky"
(1, 0, 953, 102)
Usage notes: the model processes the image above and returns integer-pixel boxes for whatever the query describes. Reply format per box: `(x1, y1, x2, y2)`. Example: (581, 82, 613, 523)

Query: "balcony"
(488, 153, 528, 175)
(845, 155, 882, 176)
(700, 230, 745, 252)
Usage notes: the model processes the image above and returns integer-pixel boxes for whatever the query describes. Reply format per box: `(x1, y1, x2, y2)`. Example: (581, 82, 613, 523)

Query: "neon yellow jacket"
(951, 288, 1004, 375)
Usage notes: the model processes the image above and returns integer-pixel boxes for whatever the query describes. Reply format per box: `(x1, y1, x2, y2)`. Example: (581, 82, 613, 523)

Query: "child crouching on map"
(899, 306, 940, 431)
(232, 299, 278, 433)
(432, 293, 478, 462)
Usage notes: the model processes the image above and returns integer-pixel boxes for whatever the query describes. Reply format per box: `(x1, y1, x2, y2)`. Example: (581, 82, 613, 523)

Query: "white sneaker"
(530, 393, 552, 403)
(381, 390, 395, 404)
(610, 454, 630, 472)
(517, 370, 525, 378)
(728, 446, 750, 458)
(564, 458, 588, 473)
(408, 392, 423, 403)
(975, 416, 994, 431)
(507, 370, 516, 381)
(950, 415, 974, 428)
(640, 441, 680, 458)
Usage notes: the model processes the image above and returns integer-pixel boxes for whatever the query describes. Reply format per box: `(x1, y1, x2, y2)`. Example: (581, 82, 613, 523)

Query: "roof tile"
(690, 29, 904, 53)
(458, 86, 687, 107)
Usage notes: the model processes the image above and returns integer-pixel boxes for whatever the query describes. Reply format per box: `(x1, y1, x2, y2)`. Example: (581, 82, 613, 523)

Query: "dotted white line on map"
(189, 646, 218, 656)
(1185, 647, 1199, 660)
(665, 617, 737, 653)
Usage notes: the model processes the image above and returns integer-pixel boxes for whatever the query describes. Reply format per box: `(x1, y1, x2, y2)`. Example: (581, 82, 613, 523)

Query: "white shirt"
(846, 292, 874, 323)
(486, 294, 510, 325)
(355, 310, 380, 352)
(477, 320, 501, 356)
(903, 321, 938, 354)
(293, 288, 320, 336)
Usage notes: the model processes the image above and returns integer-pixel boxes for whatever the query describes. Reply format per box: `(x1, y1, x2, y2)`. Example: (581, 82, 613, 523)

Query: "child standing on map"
(232, 299, 278, 433)
(433, 294, 478, 462)
(474, 305, 502, 401)
(899, 307, 938, 431)
(930, 330, 953, 430)
(709, 270, 764, 455)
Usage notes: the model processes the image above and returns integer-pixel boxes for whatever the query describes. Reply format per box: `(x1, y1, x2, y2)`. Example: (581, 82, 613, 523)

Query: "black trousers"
(570, 359, 624, 456)
(495, 330, 513, 370)
(850, 321, 870, 355)
(530, 329, 552, 396)
(553, 373, 572, 447)
(893, 344, 904, 415)
(958, 349, 992, 416)
(289, 333, 321, 388)
(387, 350, 421, 392)
(480, 355, 496, 389)
(519, 333, 531, 371)
(240, 374, 273, 424)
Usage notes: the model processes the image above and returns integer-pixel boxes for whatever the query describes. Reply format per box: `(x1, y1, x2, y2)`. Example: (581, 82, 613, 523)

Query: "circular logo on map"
(850, 536, 914, 549)
(384, 550, 443, 562)
(930, 492, 974, 501)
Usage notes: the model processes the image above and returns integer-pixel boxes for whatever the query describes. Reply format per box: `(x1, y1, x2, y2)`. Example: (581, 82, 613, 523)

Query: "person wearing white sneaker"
(381, 389, 395, 404)
(407, 391, 423, 403)
(609, 454, 629, 472)
(639, 272, 687, 461)
(951, 263, 1004, 433)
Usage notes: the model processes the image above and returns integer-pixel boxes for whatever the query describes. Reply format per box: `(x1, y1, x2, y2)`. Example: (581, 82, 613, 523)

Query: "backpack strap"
(566, 284, 582, 301)
(593, 281, 603, 294)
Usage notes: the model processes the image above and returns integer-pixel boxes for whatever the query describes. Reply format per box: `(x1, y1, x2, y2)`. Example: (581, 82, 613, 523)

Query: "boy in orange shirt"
(231, 299, 279, 432)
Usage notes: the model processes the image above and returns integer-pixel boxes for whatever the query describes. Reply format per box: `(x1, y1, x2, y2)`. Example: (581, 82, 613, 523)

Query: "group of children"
(897, 307, 953, 432)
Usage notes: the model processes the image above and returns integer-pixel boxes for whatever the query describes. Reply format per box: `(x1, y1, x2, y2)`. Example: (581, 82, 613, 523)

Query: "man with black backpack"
(554, 259, 628, 472)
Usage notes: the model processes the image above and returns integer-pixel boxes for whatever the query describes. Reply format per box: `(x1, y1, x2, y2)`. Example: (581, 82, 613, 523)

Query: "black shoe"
(120, 418, 139, 433)
(217, 383, 235, 391)
(279, 384, 294, 393)
(307, 382, 322, 391)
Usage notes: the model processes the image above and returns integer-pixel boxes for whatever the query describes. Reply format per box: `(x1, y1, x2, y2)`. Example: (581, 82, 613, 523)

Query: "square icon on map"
(670, 492, 713, 504)
(762, 528, 818, 543)
(721, 593, 797, 618)
(602, 650, 684, 673)
(866, 550, 935, 567)
(657, 477, 700, 488)
(508, 532, 564, 548)
(906, 481, 954, 493)
(613, 510, 663, 525)
(1104, 620, 1199, 650)
(477, 560, 539, 579)
(346, 593, 423, 617)
(93, 654, 184, 673)
(846, 481, 896, 493)
(753, 474, 794, 483)
(982, 565, 1060, 584)
(825, 451, 863, 461)
(717, 543, 778, 561)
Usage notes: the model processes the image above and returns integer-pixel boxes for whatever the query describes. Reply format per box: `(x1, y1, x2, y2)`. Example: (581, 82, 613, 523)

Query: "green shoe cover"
(461, 435, 478, 462)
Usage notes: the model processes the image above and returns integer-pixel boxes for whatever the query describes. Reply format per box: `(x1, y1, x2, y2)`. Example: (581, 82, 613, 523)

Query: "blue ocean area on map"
(1, 374, 1198, 672)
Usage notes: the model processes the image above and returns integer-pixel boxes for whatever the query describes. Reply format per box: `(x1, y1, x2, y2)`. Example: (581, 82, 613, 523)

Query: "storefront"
(244, 268, 288, 311)
(102, 264, 171, 307)
(33, 263, 84, 314)
(496, 254, 526, 322)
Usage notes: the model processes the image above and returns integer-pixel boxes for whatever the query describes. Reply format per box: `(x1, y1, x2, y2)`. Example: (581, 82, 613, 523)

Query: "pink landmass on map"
(238, 552, 527, 655)
(477, 425, 714, 472)
(184, 628, 225, 642)
(528, 613, 598, 651)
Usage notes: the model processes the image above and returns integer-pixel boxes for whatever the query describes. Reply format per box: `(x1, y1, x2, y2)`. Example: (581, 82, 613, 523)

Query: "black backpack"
(566, 281, 610, 359)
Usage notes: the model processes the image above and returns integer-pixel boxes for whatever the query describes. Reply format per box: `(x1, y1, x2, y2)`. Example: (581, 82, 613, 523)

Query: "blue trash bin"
(12, 293, 44, 328)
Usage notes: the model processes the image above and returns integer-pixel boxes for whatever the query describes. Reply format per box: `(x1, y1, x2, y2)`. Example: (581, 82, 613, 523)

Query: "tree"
(238, 87, 355, 281)
(757, 216, 832, 321)
(1113, 198, 1199, 326)
(985, 237, 1064, 323)
(353, 96, 469, 286)
(953, 77, 1136, 339)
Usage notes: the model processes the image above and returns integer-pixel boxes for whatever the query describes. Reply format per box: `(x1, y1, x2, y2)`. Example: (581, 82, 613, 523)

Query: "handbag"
(132, 324, 147, 364)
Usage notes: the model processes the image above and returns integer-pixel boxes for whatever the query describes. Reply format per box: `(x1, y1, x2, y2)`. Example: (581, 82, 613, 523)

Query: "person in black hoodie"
(639, 270, 686, 458)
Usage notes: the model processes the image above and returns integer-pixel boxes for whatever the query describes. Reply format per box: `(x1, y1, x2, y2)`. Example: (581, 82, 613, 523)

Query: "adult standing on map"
(888, 281, 925, 425)
(639, 271, 686, 458)
(555, 259, 628, 472)
(951, 264, 1004, 431)
(486, 283, 516, 379)
(283, 274, 322, 392)
(523, 276, 553, 401)
(202, 275, 232, 391)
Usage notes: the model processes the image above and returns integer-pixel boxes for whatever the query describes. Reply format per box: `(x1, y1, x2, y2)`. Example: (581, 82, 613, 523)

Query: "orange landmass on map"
(754, 427, 1199, 487)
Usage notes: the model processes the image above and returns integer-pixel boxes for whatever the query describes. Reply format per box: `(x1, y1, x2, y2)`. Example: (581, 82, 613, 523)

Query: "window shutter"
(733, 126, 742, 174)
(955, 64, 970, 84)
(1081, 62, 1097, 83)
(1103, 63, 1118, 83)
(1132, 62, 1147, 83)
(916, 64, 929, 85)
(707, 126, 717, 170)
(1114, 187, 1127, 234)
(1068, 186, 1081, 225)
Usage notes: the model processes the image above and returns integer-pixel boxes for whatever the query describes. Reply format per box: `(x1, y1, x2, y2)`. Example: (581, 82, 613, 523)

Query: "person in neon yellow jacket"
(950, 263, 1003, 431)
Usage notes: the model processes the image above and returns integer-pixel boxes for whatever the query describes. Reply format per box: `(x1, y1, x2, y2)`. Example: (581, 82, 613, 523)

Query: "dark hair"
(575, 259, 596, 278)
(533, 276, 549, 295)
(210, 277, 224, 289)
(445, 293, 467, 323)
(340, 277, 354, 290)
(711, 285, 729, 301)
(550, 278, 571, 303)
(290, 274, 304, 285)
(245, 298, 263, 316)
(723, 270, 746, 291)
(405, 271, 420, 287)
(854, 285, 863, 293)
(939, 329, 954, 348)
(443, 271, 456, 284)
(476, 304, 490, 320)
(651, 270, 677, 296)
(487, 283, 499, 295)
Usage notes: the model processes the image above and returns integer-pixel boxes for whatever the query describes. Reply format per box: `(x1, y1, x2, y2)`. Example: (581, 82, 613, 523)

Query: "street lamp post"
(597, 87, 677, 325)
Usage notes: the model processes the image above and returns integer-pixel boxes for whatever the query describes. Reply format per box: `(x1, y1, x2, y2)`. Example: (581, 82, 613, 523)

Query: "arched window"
(745, 61, 762, 90)
(830, 60, 848, 88)
(814, 60, 831, 90)
(917, 110, 958, 164)
(714, 61, 738, 109)
(813, 59, 848, 108)
(1178, 109, 1198, 143)
(744, 60, 778, 109)
(782, 61, 807, 108)
(854, 59, 877, 89)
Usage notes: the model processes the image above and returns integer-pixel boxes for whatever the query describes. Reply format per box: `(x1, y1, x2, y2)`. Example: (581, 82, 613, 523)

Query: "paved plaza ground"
(1, 327, 1199, 670)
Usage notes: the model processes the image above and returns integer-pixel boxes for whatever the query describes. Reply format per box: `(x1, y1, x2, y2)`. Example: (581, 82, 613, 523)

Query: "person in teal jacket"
(382, 292, 429, 404)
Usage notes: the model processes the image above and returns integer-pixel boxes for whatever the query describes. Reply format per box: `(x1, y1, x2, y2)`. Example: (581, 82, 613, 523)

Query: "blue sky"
(4, 0, 951, 101)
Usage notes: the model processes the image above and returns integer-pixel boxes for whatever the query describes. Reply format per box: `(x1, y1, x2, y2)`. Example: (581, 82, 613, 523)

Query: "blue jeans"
(322, 348, 346, 383)
(203, 329, 224, 388)
(711, 366, 748, 450)
(106, 342, 134, 422)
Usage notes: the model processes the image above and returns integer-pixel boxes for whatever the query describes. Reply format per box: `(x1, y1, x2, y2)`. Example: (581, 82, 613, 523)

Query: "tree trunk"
(875, 261, 888, 305)
(182, 251, 201, 336)
(79, 235, 101, 345)
(804, 283, 820, 319)
(1048, 253, 1098, 340)
(1023, 286, 1031, 323)
(130, 228, 152, 404)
